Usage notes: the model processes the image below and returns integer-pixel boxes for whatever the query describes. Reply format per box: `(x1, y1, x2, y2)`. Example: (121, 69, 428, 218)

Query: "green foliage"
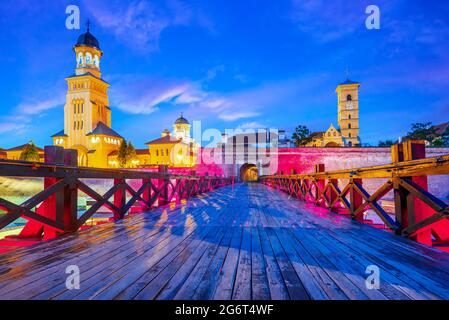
(407, 122, 436, 143)
(117, 139, 137, 168)
(126, 141, 137, 164)
(405, 122, 449, 147)
(291, 125, 312, 147)
(19, 142, 40, 162)
(378, 140, 396, 147)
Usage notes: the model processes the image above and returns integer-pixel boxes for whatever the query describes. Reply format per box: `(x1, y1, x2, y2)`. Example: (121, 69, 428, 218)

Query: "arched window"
(347, 94, 352, 101)
(348, 124, 351, 129)
(349, 133, 352, 138)
(348, 114, 351, 119)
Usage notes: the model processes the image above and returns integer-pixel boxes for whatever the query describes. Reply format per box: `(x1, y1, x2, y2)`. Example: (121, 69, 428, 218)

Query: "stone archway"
(240, 163, 259, 182)
(71, 145, 89, 167)
(325, 142, 340, 148)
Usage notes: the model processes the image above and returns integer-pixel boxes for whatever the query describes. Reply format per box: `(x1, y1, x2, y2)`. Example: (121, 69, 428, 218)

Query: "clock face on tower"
(346, 102, 354, 110)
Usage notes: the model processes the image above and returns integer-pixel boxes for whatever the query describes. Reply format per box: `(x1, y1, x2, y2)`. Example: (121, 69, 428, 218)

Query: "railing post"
(328, 176, 339, 213)
(141, 178, 151, 211)
(350, 177, 364, 222)
(392, 140, 436, 245)
(62, 149, 78, 232)
(158, 165, 169, 206)
(18, 146, 78, 240)
(113, 179, 126, 220)
(314, 164, 326, 207)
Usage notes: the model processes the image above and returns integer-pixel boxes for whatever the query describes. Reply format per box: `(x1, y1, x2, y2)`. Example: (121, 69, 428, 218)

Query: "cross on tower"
(345, 68, 350, 80)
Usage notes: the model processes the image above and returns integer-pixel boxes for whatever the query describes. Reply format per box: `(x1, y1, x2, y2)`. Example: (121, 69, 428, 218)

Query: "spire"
(86, 19, 90, 32)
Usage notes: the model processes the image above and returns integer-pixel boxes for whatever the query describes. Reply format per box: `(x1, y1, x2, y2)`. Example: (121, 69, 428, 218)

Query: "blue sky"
(0, 0, 448, 148)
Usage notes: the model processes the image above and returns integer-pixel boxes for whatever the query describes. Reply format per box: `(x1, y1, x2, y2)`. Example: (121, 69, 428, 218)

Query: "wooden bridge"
(0, 141, 449, 300)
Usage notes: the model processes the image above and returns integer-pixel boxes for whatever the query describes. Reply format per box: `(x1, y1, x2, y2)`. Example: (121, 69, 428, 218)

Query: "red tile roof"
(145, 135, 182, 145)
(7, 143, 44, 152)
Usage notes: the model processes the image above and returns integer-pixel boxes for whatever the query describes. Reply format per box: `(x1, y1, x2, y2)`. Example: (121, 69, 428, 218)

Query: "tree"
(126, 141, 137, 167)
(378, 140, 396, 147)
(117, 139, 128, 168)
(291, 125, 312, 147)
(406, 122, 436, 143)
(117, 139, 137, 168)
(19, 141, 40, 162)
(432, 133, 449, 147)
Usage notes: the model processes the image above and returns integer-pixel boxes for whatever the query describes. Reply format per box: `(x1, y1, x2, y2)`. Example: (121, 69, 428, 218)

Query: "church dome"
(75, 27, 100, 50)
(174, 114, 189, 125)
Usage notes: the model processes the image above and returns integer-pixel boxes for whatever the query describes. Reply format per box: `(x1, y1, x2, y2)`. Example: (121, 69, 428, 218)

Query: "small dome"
(175, 114, 189, 125)
(75, 26, 100, 50)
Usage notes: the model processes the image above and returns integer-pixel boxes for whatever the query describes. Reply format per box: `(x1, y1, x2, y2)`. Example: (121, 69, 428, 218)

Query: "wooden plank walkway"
(1, 183, 449, 300)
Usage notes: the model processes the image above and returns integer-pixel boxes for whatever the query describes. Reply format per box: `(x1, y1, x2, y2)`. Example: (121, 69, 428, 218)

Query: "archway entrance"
(325, 142, 340, 148)
(240, 164, 259, 182)
(72, 145, 89, 167)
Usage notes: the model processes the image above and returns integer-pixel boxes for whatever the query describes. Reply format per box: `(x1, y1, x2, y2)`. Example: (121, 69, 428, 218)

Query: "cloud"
(237, 121, 268, 130)
(0, 122, 26, 134)
(109, 71, 332, 126)
(85, 0, 213, 53)
(108, 74, 192, 114)
(219, 111, 260, 121)
(17, 95, 65, 115)
(290, 0, 365, 42)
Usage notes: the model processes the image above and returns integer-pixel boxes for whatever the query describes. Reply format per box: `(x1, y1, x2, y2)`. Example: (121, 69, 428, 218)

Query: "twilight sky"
(0, 0, 448, 148)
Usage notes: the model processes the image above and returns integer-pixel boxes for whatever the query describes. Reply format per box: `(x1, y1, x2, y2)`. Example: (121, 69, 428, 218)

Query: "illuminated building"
(51, 25, 123, 167)
(306, 79, 361, 147)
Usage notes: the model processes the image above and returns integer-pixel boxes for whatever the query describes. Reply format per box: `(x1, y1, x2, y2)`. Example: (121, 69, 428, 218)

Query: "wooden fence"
(261, 141, 449, 248)
(0, 146, 234, 241)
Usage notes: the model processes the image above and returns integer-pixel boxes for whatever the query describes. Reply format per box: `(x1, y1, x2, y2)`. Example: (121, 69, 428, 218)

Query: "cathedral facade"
(306, 80, 361, 147)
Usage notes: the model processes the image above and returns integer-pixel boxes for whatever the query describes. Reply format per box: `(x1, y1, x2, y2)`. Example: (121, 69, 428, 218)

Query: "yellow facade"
(52, 27, 123, 168)
(306, 79, 361, 147)
(336, 81, 361, 146)
(145, 115, 198, 167)
(2, 143, 44, 161)
(107, 116, 198, 168)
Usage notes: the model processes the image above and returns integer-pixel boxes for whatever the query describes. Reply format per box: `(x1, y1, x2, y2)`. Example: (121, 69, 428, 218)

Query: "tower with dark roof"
(51, 23, 124, 167)
(173, 113, 192, 143)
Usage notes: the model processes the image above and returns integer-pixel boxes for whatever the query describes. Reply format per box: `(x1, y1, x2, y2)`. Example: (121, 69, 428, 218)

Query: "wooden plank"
(250, 227, 271, 300)
(173, 227, 234, 300)
(232, 227, 252, 300)
(212, 227, 243, 300)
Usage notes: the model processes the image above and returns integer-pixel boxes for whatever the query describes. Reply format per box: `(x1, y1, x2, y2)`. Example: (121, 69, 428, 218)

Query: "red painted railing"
(0, 146, 234, 244)
(261, 141, 449, 250)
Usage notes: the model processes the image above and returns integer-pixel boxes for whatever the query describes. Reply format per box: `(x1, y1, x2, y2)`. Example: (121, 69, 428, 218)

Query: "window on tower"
(347, 94, 352, 101)
(348, 124, 352, 129)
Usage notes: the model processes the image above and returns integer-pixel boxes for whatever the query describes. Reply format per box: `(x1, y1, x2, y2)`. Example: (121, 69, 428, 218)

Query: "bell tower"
(64, 23, 111, 146)
(53, 22, 123, 168)
(336, 79, 361, 147)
